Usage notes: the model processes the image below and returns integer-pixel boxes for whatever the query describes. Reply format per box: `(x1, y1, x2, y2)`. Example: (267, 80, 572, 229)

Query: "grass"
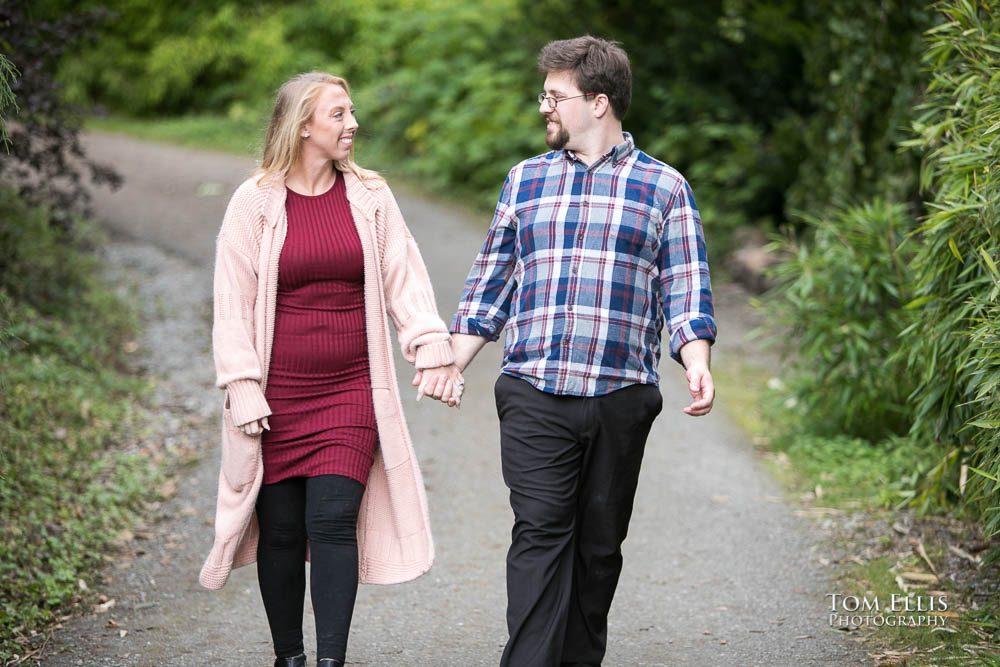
(88, 112, 266, 157)
(0, 190, 161, 662)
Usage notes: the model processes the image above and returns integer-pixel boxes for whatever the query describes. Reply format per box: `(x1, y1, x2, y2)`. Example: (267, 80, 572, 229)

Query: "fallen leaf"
(156, 479, 178, 500)
(914, 541, 938, 575)
(94, 599, 116, 613)
(948, 544, 981, 566)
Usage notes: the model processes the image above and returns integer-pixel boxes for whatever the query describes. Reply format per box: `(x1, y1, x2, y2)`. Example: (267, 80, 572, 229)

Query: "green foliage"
(0, 53, 17, 150)
(0, 188, 98, 317)
(763, 0, 1000, 543)
(899, 0, 1000, 532)
(788, 0, 930, 216)
(0, 0, 121, 221)
(43, 1, 932, 247)
(0, 189, 157, 657)
(777, 434, 929, 508)
(766, 200, 918, 440)
(51, 0, 346, 116)
(346, 0, 540, 206)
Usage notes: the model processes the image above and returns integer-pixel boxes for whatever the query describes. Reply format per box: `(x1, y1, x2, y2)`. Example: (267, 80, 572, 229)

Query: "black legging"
(255, 474, 364, 661)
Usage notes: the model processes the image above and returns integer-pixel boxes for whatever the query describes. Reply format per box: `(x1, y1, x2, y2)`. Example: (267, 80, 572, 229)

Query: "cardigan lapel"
(261, 176, 286, 229)
(344, 171, 382, 222)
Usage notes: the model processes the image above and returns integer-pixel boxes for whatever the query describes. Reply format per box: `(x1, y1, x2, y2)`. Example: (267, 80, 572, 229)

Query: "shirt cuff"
(669, 316, 718, 364)
(225, 379, 272, 426)
(450, 315, 504, 342)
(414, 339, 456, 369)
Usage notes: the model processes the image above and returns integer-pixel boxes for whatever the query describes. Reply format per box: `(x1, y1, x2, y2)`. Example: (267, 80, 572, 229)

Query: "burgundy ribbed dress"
(261, 173, 377, 486)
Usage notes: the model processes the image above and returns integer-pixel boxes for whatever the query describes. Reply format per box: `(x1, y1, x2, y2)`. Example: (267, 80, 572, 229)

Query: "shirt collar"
(564, 132, 635, 168)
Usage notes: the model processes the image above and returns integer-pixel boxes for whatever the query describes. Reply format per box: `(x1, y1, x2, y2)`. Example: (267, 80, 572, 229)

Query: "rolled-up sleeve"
(658, 178, 718, 364)
(451, 172, 518, 341)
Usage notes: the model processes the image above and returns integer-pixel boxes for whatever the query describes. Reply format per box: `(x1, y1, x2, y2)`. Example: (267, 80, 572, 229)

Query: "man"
(430, 35, 717, 666)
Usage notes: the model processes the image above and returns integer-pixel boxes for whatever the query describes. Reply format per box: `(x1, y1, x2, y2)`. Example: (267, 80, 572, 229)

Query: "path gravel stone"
(38, 132, 870, 666)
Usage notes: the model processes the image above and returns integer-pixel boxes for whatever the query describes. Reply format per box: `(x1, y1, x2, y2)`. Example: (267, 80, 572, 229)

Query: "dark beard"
(545, 124, 570, 150)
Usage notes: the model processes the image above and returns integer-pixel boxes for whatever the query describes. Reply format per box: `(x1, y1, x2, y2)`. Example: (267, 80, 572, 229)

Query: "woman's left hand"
(412, 364, 464, 407)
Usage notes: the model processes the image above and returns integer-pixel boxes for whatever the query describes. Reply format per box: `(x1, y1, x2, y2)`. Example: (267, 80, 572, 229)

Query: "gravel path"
(38, 132, 869, 666)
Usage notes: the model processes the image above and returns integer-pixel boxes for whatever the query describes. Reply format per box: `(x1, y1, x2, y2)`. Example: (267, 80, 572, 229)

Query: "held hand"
(683, 364, 715, 417)
(237, 416, 270, 436)
(412, 365, 465, 408)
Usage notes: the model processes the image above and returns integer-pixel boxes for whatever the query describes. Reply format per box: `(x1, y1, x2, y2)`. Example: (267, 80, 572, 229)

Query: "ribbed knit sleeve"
(377, 184, 455, 370)
(213, 179, 272, 426)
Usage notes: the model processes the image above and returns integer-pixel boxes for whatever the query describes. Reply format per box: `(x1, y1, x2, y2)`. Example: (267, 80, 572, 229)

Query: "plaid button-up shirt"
(451, 133, 717, 396)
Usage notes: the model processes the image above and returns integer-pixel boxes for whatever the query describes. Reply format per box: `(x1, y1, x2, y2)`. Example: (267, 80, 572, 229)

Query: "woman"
(199, 72, 463, 667)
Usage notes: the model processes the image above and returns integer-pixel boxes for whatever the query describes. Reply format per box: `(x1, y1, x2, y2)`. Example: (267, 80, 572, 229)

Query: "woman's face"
(302, 84, 358, 162)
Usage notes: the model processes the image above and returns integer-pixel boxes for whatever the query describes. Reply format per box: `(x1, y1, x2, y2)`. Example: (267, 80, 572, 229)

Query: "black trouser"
(255, 474, 364, 661)
(494, 374, 663, 667)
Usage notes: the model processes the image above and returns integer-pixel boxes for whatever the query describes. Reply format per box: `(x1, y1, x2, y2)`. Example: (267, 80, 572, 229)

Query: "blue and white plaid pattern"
(452, 133, 717, 396)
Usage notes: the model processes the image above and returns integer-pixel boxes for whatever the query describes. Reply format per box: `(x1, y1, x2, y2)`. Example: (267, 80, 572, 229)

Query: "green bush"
(344, 0, 539, 207)
(0, 189, 157, 658)
(52, 0, 348, 116)
(766, 199, 918, 440)
(786, 0, 930, 217)
(900, 0, 1000, 525)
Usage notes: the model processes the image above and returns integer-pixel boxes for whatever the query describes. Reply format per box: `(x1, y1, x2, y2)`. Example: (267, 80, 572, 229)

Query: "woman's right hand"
(237, 416, 270, 436)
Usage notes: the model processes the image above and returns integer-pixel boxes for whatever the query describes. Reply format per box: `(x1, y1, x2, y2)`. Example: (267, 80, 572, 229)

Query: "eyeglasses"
(537, 92, 593, 111)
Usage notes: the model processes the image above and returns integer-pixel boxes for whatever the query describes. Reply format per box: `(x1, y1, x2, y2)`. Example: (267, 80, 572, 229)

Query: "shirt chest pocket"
(609, 216, 659, 265)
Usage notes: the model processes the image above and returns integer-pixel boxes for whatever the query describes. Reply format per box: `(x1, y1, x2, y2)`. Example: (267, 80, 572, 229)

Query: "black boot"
(273, 654, 306, 667)
(317, 660, 343, 666)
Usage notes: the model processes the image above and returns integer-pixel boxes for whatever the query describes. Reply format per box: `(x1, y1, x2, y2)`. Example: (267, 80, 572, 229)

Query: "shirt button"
(572, 264, 579, 274)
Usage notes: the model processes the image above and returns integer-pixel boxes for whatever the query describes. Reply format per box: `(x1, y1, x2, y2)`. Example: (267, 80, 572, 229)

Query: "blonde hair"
(256, 72, 380, 185)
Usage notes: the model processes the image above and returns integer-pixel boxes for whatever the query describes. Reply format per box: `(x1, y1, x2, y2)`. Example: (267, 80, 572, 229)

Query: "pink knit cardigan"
(198, 169, 454, 590)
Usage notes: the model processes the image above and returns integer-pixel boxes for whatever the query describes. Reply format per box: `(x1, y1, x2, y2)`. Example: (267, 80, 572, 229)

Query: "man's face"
(540, 71, 590, 151)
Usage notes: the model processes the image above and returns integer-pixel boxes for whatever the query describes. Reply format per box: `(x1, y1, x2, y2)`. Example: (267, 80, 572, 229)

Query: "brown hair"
(538, 35, 632, 120)
(256, 71, 379, 185)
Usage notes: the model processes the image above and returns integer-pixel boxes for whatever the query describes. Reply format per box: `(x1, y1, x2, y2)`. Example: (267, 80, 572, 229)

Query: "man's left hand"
(683, 363, 714, 416)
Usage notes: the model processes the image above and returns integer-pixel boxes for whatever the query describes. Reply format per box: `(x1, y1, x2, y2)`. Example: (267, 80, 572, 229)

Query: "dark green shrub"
(0, 0, 120, 223)
(766, 199, 918, 440)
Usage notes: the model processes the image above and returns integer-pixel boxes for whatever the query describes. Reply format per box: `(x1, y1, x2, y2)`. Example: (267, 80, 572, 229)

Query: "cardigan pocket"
(221, 407, 259, 492)
(371, 387, 409, 469)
